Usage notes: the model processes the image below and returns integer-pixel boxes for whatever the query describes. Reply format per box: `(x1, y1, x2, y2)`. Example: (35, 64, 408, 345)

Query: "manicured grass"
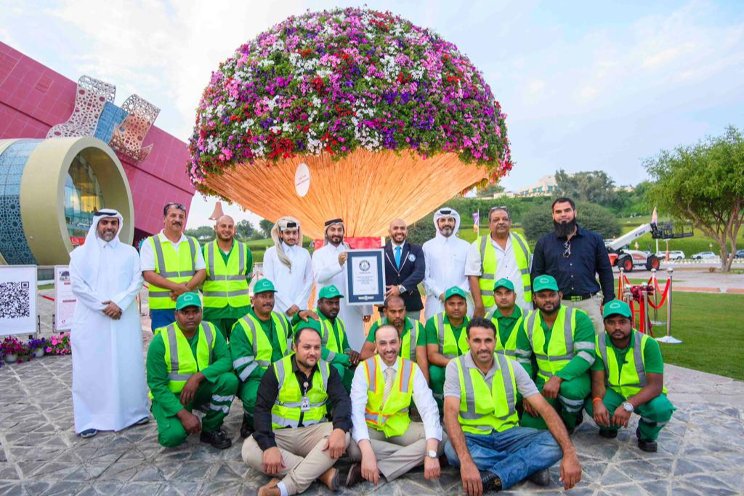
(653, 292, 744, 380)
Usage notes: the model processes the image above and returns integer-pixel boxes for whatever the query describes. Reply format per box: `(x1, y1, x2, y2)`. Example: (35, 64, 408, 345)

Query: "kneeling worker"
(586, 300, 675, 452)
(243, 320, 351, 496)
(444, 318, 581, 493)
(346, 324, 443, 487)
(147, 292, 236, 449)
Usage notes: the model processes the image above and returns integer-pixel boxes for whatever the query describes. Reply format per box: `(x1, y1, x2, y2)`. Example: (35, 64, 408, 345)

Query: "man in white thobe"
(69, 209, 149, 438)
(422, 207, 473, 320)
(312, 218, 371, 351)
(262, 216, 314, 318)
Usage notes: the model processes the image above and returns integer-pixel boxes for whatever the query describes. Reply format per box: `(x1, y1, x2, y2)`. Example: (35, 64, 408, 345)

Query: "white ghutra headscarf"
(270, 216, 301, 270)
(70, 209, 124, 288)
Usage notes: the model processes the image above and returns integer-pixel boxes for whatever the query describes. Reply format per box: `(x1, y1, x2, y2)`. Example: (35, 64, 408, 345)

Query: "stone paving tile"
(2, 355, 744, 495)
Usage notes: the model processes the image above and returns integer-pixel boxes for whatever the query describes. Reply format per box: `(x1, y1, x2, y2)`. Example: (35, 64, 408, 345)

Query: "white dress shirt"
(422, 233, 472, 319)
(465, 235, 530, 312)
(262, 242, 313, 314)
(312, 242, 371, 351)
(139, 231, 206, 272)
(350, 356, 443, 443)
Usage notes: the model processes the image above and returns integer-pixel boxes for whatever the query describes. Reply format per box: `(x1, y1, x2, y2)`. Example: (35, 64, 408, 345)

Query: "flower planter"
(33, 348, 44, 358)
(4, 353, 17, 364)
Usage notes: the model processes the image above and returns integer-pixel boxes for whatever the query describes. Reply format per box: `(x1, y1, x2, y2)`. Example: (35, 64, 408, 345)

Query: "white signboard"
(54, 265, 77, 331)
(294, 162, 311, 197)
(0, 265, 37, 336)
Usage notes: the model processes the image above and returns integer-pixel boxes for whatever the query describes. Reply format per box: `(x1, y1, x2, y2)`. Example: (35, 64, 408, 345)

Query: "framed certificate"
(345, 249, 386, 306)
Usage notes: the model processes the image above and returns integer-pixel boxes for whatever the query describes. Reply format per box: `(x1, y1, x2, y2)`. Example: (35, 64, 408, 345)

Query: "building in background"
(0, 42, 194, 265)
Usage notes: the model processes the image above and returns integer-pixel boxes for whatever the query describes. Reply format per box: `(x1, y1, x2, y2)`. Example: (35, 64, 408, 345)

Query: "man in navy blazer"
(382, 219, 426, 320)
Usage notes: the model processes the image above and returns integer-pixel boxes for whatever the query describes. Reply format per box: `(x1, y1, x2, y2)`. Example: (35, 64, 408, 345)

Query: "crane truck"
(606, 218, 692, 272)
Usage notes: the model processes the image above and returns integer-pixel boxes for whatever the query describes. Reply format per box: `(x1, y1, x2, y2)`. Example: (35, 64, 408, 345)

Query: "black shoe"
(527, 468, 551, 487)
(481, 471, 502, 492)
(636, 427, 657, 452)
(599, 428, 618, 439)
(240, 414, 253, 439)
(345, 463, 363, 488)
(200, 429, 232, 449)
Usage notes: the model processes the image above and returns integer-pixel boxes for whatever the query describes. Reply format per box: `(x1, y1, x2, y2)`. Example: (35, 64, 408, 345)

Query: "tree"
(522, 201, 621, 243)
(259, 219, 274, 238)
(184, 225, 215, 242)
(555, 169, 618, 206)
(235, 219, 256, 240)
(645, 126, 744, 271)
(406, 219, 437, 245)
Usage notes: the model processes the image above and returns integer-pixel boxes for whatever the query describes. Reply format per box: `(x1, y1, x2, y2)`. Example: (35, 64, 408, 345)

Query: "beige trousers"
(242, 422, 350, 495)
(347, 422, 445, 481)
(562, 293, 604, 334)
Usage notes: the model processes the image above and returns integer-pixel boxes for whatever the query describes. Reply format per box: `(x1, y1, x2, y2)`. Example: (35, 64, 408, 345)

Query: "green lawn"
(654, 292, 744, 380)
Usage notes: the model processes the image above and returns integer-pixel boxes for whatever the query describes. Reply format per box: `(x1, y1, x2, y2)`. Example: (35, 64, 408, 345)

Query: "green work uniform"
(292, 311, 355, 391)
(202, 241, 253, 339)
(366, 317, 426, 360)
(230, 307, 291, 430)
(518, 307, 595, 430)
(585, 329, 675, 441)
(146, 321, 237, 447)
(425, 313, 469, 412)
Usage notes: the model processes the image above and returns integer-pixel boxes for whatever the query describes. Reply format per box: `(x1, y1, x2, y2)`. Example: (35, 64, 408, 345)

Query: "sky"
(2, 0, 743, 228)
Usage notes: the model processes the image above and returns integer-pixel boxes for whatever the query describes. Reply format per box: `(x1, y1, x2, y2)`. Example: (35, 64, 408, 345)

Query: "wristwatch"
(398, 285, 406, 294)
(426, 450, 438, 459)
(622, 401, 634, 413)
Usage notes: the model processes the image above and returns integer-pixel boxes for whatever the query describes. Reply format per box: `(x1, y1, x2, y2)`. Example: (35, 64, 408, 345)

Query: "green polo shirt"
(489, 306, 523, 348)
(202, 241, 253, 320)
(592, 330, 664, 375)
(425, 314, 469, 346)
(230, 307, 286, 380)
(291, 312, 352, 366)
(146, 323, 232, 417)
(366, 317, 426, 346)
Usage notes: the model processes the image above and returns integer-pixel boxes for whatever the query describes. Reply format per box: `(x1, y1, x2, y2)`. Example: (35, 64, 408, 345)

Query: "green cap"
(294, 318, 322, 336)
(494, 278, 515, 292)
(444, 286, 468, 301)
(175, 292, 201, 310)
(533, 275, 559, 293)
(318, 285, 344, 300)
(603, 299, 632, 319)
(253, 278, 277, 294)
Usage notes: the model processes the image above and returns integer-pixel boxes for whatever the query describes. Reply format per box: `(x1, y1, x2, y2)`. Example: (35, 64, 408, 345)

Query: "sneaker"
(345, 463, 363, 488)
(200, 429, 232, 449)
(481, 471, 503, 492)
(79, 429, 98, 438)
(240, 414, 253, 439)
(636, 427, 657, 453)
(527, 468, 551, 487)
(599, 428, 618, 439)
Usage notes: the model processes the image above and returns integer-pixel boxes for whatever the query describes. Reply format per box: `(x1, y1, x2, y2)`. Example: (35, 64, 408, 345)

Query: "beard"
(553, 219, 577, 238)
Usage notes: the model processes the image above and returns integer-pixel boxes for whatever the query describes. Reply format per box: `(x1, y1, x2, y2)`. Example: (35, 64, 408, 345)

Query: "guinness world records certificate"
(345, 249, 385, 306)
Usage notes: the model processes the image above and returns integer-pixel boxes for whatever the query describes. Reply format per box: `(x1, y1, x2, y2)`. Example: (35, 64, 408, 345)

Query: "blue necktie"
(394, 245, 402, 268)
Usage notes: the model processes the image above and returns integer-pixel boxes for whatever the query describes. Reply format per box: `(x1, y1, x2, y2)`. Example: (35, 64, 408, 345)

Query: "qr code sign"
(0, 281, 31, 319)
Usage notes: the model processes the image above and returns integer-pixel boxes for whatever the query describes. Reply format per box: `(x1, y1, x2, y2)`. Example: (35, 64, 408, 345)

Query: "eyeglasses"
(563, 240, 571, 258)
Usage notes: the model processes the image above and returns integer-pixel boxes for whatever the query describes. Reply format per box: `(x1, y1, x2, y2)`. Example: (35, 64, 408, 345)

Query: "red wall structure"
(0, 42, 195, 239)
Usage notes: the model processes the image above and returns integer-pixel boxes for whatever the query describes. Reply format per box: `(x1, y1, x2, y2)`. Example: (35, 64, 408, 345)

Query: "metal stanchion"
(650, 268, 662, 325)
(657, 267, 682, 344)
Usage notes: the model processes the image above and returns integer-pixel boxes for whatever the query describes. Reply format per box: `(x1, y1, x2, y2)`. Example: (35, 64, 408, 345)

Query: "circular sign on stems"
(295, 163, 311, 197)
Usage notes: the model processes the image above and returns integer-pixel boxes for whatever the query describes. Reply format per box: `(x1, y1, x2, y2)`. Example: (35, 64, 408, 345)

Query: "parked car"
(735, 249, 744, 259)
(691, 251, 718, 260)
(655, 250, 685, 260)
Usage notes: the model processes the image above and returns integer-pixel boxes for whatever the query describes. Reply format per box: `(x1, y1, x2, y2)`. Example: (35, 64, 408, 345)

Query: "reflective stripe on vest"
(435, 312, 469, 358)
(203, 241, 250, 308)
(486, 311, 524, 359)
(526, 307, 576, 380)
(148, 235, 198, 309)
(456, 353, 519, 435)
(271, 355, 330, 428)
(477, 233, 532, 307)
(161, 322, 216, 393)
(235, 312, 290, 381)
(319, 314, 347, 361)
(363, 355, 415, 437)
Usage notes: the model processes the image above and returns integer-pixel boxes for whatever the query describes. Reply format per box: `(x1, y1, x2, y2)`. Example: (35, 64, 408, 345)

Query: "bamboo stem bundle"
(204, 150, 491, 239)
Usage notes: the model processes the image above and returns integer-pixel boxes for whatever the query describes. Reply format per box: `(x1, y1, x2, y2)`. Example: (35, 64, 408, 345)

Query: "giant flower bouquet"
(188, 8, 512, 238)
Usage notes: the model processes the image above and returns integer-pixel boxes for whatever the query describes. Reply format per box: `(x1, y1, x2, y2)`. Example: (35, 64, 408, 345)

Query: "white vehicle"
(655, 250, 685, 261)
(691, 251, 718, 260)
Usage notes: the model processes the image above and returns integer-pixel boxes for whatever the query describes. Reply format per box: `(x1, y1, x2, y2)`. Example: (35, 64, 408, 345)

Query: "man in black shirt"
(242, 320, 352, 495)
(531, 197, 615, 332)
